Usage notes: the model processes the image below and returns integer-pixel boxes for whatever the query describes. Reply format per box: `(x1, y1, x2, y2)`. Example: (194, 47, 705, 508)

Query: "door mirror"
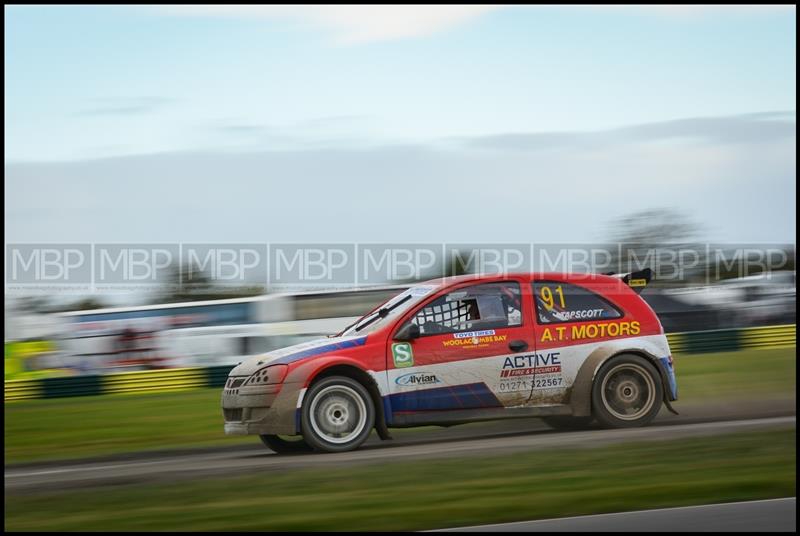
(394, 322, 420, 341)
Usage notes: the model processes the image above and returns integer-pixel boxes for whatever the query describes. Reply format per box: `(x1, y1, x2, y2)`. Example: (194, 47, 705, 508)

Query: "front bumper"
(221, 380, 302, 436)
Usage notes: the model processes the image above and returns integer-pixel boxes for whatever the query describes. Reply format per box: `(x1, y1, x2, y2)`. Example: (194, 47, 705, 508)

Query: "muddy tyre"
(592, 354, 663, 428)
(301, 376, 375, 453)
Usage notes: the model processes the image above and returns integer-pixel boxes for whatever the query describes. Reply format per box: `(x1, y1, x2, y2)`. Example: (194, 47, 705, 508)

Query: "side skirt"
(389, 404, 572, 427)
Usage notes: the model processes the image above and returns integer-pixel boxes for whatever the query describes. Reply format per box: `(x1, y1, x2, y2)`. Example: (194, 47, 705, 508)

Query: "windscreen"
(338, 284, 440, 336)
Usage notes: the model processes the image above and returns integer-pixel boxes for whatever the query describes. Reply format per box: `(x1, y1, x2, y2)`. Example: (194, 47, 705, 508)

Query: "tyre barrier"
(666, 324, 795, 355)
(4, 366, 234, 402)
(5, 324, 796, 402)
(5, 379, 41, 402)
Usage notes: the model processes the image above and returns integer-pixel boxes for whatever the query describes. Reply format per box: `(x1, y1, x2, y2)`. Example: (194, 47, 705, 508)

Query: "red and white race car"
(222, 270, 678, 453)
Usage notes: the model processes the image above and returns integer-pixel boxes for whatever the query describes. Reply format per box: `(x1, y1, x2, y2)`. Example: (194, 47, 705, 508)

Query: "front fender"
(287, 355, 374, 388)
(286, 355, 392, 438)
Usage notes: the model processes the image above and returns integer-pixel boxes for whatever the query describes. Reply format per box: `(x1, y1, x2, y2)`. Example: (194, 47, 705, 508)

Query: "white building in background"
(7, 286, 409, 375)
(4, 301, 69, 342)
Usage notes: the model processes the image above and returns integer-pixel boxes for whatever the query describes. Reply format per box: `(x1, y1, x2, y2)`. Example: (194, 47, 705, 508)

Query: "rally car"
(222, 270, 678, 453)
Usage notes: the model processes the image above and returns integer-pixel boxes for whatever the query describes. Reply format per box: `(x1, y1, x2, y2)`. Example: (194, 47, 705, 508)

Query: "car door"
(385, 279, 536, 416)
(530, 278, 626, 403)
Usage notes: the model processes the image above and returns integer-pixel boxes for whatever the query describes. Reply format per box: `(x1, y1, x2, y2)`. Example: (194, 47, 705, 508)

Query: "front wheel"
(301, 376, 375, 453)
(259, 434, 312, 454)
(592, 354, 663, 428)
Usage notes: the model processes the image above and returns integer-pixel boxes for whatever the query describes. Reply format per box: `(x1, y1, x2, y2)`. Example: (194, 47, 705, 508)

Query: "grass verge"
(4, 428, 796, 531)
(4, 347, 796, 464)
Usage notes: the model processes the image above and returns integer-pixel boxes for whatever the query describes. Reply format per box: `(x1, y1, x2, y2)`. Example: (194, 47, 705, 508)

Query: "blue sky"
(4, 5, 797, 244)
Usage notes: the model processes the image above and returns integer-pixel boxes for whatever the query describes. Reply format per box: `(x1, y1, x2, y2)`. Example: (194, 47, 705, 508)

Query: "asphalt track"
(433, 498, 797, 532)
(5, 406, 795, 492)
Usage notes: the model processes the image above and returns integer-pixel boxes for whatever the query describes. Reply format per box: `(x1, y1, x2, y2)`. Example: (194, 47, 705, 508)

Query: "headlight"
(244, 364, 288, 386)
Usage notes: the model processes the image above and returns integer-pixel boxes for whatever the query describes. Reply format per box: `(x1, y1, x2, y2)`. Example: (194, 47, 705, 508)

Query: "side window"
(533, 281, 622, 324)
(411, 282, 522, 336)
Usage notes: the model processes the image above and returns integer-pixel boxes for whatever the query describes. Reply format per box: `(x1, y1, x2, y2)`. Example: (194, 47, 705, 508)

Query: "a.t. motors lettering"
(540, 321, 640, 343)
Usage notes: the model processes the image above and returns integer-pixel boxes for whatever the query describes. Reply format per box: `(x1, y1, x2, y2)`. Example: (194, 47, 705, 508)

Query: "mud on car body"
(222, 270, 678, 453)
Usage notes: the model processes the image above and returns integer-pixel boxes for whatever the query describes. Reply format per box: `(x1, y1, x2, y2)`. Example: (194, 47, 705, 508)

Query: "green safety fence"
(5, 324, 796, 402)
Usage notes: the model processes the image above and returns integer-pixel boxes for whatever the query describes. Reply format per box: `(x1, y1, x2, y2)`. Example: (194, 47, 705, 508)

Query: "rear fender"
(570, 345, 677, 417)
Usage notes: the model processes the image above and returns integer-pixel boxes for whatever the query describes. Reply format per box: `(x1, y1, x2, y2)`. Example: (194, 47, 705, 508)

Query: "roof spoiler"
(604, 268, 652, 294)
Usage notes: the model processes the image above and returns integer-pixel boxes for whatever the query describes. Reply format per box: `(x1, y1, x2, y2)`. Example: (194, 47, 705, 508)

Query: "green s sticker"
(392, 343, 414, 368)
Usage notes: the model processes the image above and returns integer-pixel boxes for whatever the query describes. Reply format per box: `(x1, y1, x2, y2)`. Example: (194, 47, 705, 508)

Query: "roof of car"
(418, 272, 622, 287)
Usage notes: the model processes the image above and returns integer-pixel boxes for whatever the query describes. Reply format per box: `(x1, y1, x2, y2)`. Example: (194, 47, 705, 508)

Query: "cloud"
(210, 115, 369, 134)
(76, 97, 176, 117)
(464, 111, 796, 152)
(154, 5, 499, 43)
(5, 111, 796, 246)
(151, 5, 793, 44)
(297, 115, 370, 128)
(213, 123, 267, 134)
(590, 5, 795, 16)
(204, 115, 375, 152)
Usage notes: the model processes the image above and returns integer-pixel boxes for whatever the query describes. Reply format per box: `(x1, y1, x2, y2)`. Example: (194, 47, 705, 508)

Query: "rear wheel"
(592, 354, 663, 428)
(542, 416, 594, 431)
(301, 376, 375, 453)
(259, 434, 311, 454)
